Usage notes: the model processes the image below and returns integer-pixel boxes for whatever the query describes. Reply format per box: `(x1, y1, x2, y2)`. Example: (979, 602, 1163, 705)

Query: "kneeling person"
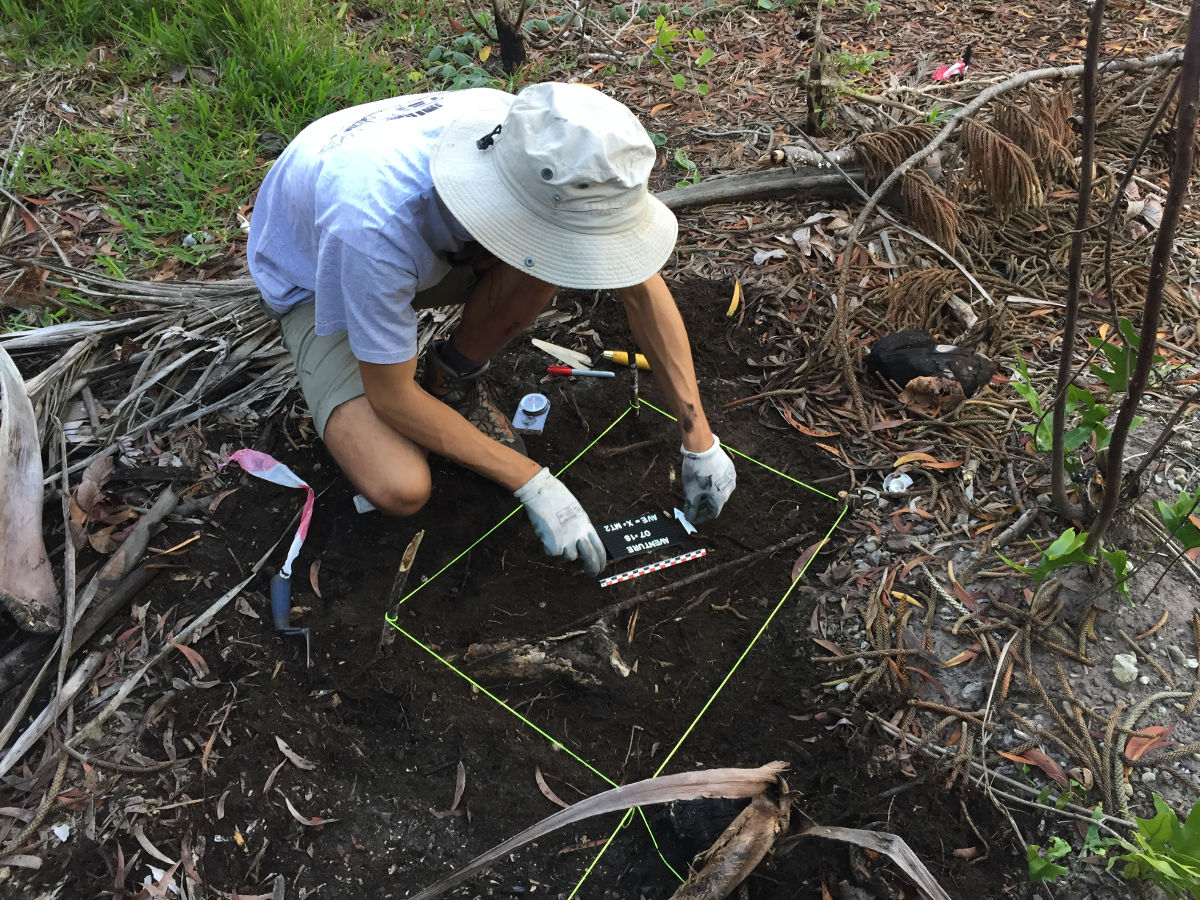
(247, 82, 736, 576)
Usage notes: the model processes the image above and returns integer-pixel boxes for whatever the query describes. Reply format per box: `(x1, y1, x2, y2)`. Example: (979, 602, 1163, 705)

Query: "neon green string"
(567, 502, 850, 897)
(385, 405, 633, 615)
(387, 621, 617, 786)
(636, 398, 842, 502)
(382, 397, 847, 895)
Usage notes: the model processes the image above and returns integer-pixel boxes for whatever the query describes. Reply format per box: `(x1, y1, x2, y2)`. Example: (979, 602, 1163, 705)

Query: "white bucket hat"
(430, 82, 678, 290)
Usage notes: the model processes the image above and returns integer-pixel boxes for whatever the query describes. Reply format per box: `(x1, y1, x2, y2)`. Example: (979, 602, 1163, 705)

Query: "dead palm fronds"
(1029, 90, 1075, 149)
(961, 118, 1044, 217)
(853, 124, 939, 186)
(1110, 264, 1191, 324)
(993, 101, 1074, 181)
(881, 268, 963, 332)
(404, 761, 951, 900)
(901, 168, 959, 253)
(0, 256, 458, 486)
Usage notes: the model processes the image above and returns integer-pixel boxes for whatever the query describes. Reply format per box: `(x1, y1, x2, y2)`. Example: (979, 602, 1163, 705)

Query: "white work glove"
(681, 434, 736, 525)
(514, 468, 607, 576)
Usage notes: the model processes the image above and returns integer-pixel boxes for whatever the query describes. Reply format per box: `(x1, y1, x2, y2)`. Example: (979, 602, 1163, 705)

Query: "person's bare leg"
(449, 261, 559, 364)
(322, 396, 431, 516)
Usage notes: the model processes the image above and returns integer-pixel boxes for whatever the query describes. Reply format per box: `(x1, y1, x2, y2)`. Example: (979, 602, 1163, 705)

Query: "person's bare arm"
(358, 357, 540, 491)
(618, 274, 714, 452)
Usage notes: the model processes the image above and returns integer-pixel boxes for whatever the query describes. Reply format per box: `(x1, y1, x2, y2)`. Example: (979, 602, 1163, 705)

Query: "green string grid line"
(636, 398, 842, 503)
(384, 404, 632, 616)
(566, 501, 849, 897)
(383, 400, 847, 894)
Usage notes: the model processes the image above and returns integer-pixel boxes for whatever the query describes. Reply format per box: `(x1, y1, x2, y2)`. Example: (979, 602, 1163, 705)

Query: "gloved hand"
(681, 434, 736, 524)
(514, 468, 607, 576)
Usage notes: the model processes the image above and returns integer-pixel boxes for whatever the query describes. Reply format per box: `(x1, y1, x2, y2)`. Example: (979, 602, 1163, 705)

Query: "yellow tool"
(601, 350, 650, 371)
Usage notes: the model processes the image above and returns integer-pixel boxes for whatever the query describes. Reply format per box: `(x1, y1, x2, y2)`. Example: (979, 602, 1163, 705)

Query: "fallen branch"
(656, 167, 872, 212)
(72, 486, 178, 628)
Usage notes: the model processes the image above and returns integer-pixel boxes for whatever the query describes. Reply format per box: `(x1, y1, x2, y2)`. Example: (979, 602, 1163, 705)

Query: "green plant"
(999, 528, 1131, 601)
(1011, 338, 1145, 460)
(1153, 486, 1200, 552)
(646, 15, 714, 95)
(1002, 528, 1095, 584)
(1087, 317, 1165, 393)
(672, 147, 701, 187)
(423, 34, 501, 90)
(1027, 836, 1071, 883)
(831, 48, 889, 77)
(1114, 795, 1200, 898)
(862, 0, 881, 20)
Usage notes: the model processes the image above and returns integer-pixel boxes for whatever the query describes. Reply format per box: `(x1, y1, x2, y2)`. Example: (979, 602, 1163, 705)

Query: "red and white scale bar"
(600, 548, 707, 588)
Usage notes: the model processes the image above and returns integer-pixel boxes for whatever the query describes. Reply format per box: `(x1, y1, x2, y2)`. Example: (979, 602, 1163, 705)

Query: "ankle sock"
(437, 339, 484, 377)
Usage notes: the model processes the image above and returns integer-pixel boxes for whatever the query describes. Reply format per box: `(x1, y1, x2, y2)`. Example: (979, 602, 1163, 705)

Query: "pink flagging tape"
(600, 548, 707, 588)
(222, 449, 314, 580)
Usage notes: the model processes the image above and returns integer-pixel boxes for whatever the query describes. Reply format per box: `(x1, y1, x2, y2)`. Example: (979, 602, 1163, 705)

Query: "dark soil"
(31, 278, 1024, 898)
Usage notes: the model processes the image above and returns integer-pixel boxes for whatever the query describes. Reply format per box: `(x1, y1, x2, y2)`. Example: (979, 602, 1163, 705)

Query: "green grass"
(2, 0, 500, 274)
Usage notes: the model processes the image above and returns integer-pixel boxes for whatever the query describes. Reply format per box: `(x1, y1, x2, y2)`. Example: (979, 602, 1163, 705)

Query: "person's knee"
(367, 471, 431, 517)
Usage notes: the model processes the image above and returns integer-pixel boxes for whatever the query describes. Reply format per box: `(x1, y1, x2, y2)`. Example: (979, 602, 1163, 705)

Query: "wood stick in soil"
(557, 532, 815, 633)
(380, 529, 425, 652)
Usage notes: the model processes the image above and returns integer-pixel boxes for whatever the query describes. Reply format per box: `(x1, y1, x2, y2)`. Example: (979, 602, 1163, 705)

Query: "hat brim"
(430, 103, 678, 291)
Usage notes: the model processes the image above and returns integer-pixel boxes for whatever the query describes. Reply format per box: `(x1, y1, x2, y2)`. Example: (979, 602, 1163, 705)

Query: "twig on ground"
(0, 185, 71, 267)
(868, 712, 1136, 841)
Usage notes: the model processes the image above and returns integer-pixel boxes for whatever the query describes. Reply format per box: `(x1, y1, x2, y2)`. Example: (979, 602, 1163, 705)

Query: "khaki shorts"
(269, 262, 477, 438)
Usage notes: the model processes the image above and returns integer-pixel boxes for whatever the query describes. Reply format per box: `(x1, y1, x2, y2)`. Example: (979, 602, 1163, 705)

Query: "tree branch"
(1085, 2, 1200, 553)
(1050, 0, 1106, 521)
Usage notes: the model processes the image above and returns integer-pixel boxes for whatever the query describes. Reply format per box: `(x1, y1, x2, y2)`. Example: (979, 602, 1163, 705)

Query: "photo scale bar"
(382, 399, 848, 897)
(599, 548, 707, 587)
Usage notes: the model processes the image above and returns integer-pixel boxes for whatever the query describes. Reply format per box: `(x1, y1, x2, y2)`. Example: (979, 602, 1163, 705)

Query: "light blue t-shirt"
(247, 89, 505, 365)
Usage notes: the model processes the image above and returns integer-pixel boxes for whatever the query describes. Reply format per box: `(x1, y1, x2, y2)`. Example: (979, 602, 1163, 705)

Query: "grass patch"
(3, 0, 502, 274)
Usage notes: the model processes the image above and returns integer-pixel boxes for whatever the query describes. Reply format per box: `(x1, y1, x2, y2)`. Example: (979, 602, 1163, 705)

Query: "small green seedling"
(1027, 836, 1071, 884)
(1114, 795, 1200, 898)
(673, 147, 700, 187)
(1000, 527, 1095, 585)
(1153, 486, 1200, 552)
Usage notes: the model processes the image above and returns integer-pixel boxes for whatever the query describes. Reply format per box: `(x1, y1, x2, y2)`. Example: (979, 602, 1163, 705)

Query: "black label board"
(599, 510, 686, 561)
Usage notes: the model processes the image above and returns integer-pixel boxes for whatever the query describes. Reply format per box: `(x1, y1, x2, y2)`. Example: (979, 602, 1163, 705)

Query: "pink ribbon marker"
(223, 450, 314, 580)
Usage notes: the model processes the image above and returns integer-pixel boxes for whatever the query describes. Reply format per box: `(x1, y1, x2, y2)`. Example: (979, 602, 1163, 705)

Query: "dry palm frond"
(993, 101, 1074, 182)
(853, 124, 939, 186)
(961, 118, 1044, 218)
(956, 212, 997, 258)
(1110, 265, 1192, 324)
(1029, 90, 1075, 149)
(0, 256, 459, 486)
(881, 268, 963, 331)
(901, 168, 958, 253)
